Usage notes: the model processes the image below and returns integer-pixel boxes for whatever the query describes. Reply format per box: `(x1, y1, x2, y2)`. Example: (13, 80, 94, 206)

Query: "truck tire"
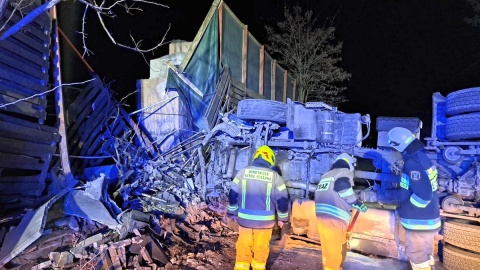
(236, 99, 287, 124)
(443, 220, 480, 253)
(446, 87, 480, 116)
(445, 113, 480, 140)
(443, 244, 480, 270)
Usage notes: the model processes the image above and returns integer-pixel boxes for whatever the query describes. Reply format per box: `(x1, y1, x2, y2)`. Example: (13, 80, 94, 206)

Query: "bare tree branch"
(465, 0, 480, 26)
(0, 79, 95, 109)
(265, 4, 351, 105)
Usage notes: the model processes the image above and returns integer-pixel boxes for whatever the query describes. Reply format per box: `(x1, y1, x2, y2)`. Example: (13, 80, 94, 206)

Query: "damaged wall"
(0, 0, 59, 215)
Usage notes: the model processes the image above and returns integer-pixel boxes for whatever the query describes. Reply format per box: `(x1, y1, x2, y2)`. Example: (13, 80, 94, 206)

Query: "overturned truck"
(202, 87, 480, 269)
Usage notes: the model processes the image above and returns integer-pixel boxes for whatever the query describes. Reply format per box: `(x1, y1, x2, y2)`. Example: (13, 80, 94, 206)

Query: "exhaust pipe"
(286, 181, 317, 193)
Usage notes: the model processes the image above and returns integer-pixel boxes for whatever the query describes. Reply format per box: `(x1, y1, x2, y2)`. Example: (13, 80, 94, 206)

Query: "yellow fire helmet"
(254, 145, 276, 166)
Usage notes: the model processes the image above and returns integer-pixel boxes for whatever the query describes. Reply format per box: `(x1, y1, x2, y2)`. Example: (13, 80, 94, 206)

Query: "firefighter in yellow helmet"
(227, 145, 289, 270)
(315, 153, 366, 270)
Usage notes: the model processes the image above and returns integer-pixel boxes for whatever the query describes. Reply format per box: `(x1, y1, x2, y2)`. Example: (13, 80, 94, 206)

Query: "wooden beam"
(271, 60, 276, 101)
(218, 2, 223, 64)
(242, 25, 248, 97)
(293, 79, 297, 101)
(283, 70, 287, 102)
(259, 45, 264, 95)
(52, 6, 73, 183)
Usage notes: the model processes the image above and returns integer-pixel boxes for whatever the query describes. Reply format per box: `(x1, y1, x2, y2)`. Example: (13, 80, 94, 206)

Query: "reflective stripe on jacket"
(314, 168, 354, 224)
(228, 166, 289, 229)
(398, 145, 440, 231)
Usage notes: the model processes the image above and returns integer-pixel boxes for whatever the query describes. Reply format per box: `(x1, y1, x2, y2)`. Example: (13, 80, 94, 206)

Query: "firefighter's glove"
(352, 201, 367, 213)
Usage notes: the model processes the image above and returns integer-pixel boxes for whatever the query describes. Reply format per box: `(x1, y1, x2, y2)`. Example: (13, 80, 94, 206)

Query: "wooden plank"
(3, 9, 51, 42)
(0, 113, 57, 133)
(38, 152, 53, 187)
(259, 45, 264, 95)
(219, 2, 223, 63)
(7, 26, 51, 57)
(0, 61, 46, 87)
(117, 247, 126, 267)
(65, 83, 102, 126)
(242, 25, 248, 85)
(0, 94, 45, 119)
(231, 80, 264, 99)
(4, 4, 51, 32)
(67, 87, 107, 140)
(204, 69, 230, 131)
(0, 66, 44, 92)
(283, 70, 287, 102)
(52, 17, 73, 184)
(271, 60, 276, 100)
(108, 247, 122, 270)
(0, 195, 20, 204)
(293, 79, 297, 101)
(0, 121, 60, 145)
(119, 105, 155, 154)
(0, 39, 46, 66)
(77, 107, 115, 156)
(0, 81, 46, 106)
(0, 175, 41, 183)
(0, 137, 55, 157)
(0, 182, 45, 196)
(0, 152, 45, 170)
(0, 48, 46, 80)
(75, 97, 111, 147)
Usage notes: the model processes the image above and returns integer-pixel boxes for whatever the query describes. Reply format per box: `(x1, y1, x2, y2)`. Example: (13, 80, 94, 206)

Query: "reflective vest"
(314, 168, 354, 224)
(227, 166, 289, 229)
(398, 150, 441, 231)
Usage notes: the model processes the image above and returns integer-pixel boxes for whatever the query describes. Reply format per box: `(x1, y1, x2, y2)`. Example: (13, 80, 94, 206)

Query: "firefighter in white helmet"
(227, 145, 289, 270)
(387, 127, 440, 270)
(314, 153, 366, 270)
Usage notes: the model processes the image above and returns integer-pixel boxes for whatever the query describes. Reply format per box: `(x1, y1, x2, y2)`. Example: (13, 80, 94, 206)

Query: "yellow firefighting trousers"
(234, 226, 273, 270)
(317, 216, 348, 270)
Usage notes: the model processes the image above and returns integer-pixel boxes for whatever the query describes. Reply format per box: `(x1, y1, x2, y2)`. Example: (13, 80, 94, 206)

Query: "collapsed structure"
(0, 0, 480, 269)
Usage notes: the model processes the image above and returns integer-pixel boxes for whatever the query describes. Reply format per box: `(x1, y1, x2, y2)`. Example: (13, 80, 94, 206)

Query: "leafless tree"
(265, 4, 351, 105)
(0, 0, 169, 57)
(465, 0, 480, 26)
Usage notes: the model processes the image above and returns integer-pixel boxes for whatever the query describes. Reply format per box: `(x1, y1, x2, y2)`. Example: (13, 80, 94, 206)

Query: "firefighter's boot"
(410, 260, 432, 270)
(429, 255, 437, 270)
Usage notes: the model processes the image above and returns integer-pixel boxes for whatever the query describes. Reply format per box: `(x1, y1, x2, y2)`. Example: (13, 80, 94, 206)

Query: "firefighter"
(315, 153, 367, 270)
(387, 127, 440, 270)
(227, 145, 289, 270)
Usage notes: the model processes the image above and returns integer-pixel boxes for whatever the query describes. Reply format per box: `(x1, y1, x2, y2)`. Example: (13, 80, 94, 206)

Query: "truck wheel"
(443, 219, 480, 253)
(445, 113, 480, 140)
(443, 244, 480, 270)
(236, 99, 287, 124)
(446, 87, 480, 116)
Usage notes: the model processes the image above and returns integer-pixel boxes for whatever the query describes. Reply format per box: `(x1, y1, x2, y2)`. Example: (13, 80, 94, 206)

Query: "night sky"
(58, 0, 480, 140)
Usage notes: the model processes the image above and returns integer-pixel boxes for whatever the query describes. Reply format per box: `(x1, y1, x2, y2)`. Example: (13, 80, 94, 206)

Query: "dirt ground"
(189, 232, 447, 270)
(267, 236, 447, 270)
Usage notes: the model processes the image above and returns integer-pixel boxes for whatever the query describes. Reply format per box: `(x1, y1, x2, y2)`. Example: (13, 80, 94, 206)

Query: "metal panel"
(275, 64, 284, 102)
(348, 208, 406, 260)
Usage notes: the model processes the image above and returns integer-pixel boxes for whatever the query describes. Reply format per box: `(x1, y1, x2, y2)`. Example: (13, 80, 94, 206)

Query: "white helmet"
(387, 127, 415, 152)
(335, 153, 356, 171)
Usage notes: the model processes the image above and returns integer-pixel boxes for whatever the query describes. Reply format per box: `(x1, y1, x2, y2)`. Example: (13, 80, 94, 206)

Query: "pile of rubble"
(0, 133, 239, 269)
(0, 196, 238, 269)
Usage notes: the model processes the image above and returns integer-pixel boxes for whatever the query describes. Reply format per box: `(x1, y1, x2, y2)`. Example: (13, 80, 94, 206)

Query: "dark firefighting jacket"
(227, 160, 289, 229)
(314, 165, 358, 224)
(398, 139, 441, 231)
